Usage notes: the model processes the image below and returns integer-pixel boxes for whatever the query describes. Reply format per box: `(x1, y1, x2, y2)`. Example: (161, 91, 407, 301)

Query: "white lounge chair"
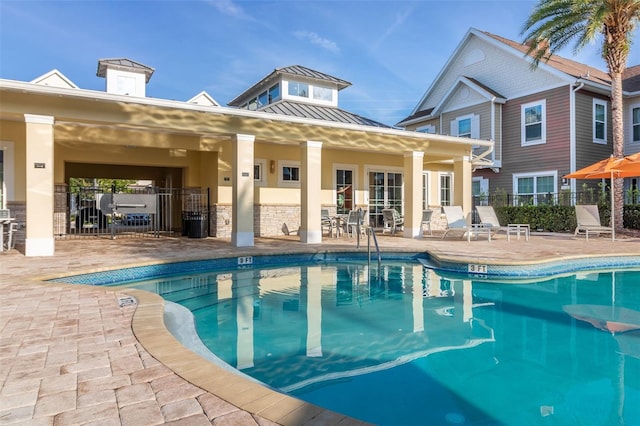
(382, 208, 403, 234)
(475, 206, 507, 237)
(442, 206, 491, 242)
(421, 210, 433, 236)
(575, 205, 613, 241)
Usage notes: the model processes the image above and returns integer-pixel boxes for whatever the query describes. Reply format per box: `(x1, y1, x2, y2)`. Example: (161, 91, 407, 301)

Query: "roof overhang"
(0, 78, 491, 160)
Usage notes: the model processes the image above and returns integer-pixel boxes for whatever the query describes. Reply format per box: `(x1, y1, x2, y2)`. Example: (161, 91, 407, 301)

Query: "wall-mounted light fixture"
(270, 160, 276, 174)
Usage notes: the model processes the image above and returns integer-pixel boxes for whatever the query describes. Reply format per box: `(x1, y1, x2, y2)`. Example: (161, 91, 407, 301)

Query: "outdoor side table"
(507, 224, 530, 241)
(468, 224, 492, 242)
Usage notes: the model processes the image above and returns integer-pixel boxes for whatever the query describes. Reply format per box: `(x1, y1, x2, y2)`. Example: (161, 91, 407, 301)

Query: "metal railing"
(366, 226, 382, 271)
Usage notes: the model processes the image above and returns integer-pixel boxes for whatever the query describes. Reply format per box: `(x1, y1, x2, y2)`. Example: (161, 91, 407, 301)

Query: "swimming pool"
(56, 253, 640, 425)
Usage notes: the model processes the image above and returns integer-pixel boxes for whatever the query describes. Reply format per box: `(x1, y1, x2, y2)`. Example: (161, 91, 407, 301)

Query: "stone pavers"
(0, 232, 637, 425)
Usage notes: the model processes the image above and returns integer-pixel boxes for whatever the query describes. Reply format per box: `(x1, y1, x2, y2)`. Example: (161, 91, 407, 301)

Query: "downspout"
(570, 82, 584, 194)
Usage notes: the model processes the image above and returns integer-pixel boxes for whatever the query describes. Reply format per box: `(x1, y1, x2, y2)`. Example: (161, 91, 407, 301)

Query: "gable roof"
(399, 28, 616, 127)
(397, 76, 506, 127)
(260, 100, 390, 128)
(228, 65, 351, 107)
(623, 65, 640, 93)
(187, 91, 220, 107)
(96, 58, 155, 83)
(481, 31, 611, 87)
(30, 69, 78, 89)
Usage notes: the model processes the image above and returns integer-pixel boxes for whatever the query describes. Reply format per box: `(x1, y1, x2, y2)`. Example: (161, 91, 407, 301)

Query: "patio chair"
(442, 206, 491, 242)
(321, 209, 338, 237)
(574, 205, 613, 241)
(421, 209, 433, 236)
(345, 210, 366, 238)
(475, 206, 507, 237)
(382, 208, 403, 234)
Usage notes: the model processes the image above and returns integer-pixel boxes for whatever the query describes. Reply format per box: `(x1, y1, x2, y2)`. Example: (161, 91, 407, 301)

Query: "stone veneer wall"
(54, 184, 69, 236)
(210, 204, 302, 238)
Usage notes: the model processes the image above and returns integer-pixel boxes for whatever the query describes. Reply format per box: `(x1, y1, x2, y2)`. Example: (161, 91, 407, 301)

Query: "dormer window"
(268, 84, 280, 103)
(313, 85, 333, 102)
(288, 81, 309, 98)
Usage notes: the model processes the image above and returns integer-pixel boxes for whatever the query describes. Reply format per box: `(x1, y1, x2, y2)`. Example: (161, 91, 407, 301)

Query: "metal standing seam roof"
(260, 100, 391, 128)
(227, 65, 351, 107)
(96, 58, 155, 83)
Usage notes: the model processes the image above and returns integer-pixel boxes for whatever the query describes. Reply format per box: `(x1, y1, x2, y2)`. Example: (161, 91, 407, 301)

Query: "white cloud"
(207, 0, 250, 20)
(294, 31, 340, 53)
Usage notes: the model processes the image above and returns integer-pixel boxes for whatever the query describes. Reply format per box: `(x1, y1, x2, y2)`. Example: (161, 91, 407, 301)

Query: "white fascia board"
(431, 76, 506, 116)
(0, 78, 493, 148)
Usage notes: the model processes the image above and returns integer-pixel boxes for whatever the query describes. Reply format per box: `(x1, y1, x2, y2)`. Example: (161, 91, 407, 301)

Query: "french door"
(368, 171, 403, 227)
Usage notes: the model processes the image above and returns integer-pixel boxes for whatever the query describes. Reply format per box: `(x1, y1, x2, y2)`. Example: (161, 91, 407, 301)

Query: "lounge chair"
(442, 206, 491, 242)
(345, 210, 366, 238)
(421, 210, 433, 236)
(382, 208, 403, 234)
(475, 206, 507, 237)
(575, 205, 613, 241)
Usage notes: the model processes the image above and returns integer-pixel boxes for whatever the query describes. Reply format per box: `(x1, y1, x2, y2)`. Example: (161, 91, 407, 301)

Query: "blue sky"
(2, 0, 639, 126)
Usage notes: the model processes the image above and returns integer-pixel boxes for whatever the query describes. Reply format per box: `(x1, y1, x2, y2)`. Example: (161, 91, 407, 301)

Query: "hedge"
(492, 204, 640, 232)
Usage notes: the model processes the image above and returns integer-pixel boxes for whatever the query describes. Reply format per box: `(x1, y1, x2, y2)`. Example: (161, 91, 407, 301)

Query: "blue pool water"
(58, 256, 640, 425)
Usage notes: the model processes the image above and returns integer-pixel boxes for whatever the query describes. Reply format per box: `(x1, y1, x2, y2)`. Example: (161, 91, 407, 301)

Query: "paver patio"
(1, 232, 637, 425)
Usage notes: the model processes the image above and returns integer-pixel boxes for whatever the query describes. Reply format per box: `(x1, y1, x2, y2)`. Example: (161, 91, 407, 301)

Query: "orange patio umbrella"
(564, 153, 640, 240)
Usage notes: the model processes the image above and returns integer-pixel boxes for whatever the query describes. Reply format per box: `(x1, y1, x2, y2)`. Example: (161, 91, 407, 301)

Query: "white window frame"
(254, 159, 267, 187)
(512, 170, 557, 205)
(422, 171, 430, 209)
(631, 104, 640, 144)
(278, 160, 301, 188)
(333, 163, 359, 208)
(450, 114, 479, 139)
(593, 99, 607, 144)
(438, 172, 453, 206)
(521, 100, 546, 146)
(416, 124, 436, 134)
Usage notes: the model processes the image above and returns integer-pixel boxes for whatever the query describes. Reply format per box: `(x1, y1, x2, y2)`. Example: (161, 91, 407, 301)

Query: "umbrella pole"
(611, 172, 615, 241)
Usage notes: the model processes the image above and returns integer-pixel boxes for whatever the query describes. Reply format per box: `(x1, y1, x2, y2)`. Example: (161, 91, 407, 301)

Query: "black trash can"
(181, 211, 192, 237)
(188, 211, 208, 238)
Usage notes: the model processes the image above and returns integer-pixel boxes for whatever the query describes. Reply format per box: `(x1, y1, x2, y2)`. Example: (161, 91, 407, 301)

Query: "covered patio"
(0, 77, 492, 256)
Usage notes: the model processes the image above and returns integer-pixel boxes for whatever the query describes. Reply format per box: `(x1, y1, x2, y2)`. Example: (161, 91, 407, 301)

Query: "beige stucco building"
(0, 59, 493, 256)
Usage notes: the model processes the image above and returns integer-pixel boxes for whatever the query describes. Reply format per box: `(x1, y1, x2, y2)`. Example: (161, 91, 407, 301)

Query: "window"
(521, 100, 546, 145)
(288, 81, 308, 98)
(278, 161, 300, 187)
(313, 85, 332, 102)
(593, 99, 607, 143)
(416, 124, 436, 134)
(513, 172, 557, 205)
(258, 91, 268, 108)
(632, 107, 640, 143)
(450, 114, 478, 139)
(422, 172, 430, 210)
(268, 84, 280, 103)
(336, 168, 354, 215)
(254, 159, 266, 187)
(439, 173, 452, 206)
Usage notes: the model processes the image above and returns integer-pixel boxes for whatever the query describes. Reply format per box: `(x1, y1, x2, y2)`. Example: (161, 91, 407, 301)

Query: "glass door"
(336, 169, 353, 215)
(368, 171, 403, 227)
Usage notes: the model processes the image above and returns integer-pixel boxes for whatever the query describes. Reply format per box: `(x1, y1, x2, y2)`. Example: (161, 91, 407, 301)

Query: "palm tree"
(521, 0, 640, 234)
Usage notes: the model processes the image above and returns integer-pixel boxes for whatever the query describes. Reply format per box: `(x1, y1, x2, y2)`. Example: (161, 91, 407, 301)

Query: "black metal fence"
(54, 185, 210, 240)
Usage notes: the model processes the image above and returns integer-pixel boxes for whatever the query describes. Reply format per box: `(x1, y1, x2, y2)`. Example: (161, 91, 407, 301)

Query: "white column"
(231, 134, 255, 247)
(25, 114, 55, 256)
(403, 151, 424, 238)
(453, 155, 473, 218)
(300, 141, 323, 244)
